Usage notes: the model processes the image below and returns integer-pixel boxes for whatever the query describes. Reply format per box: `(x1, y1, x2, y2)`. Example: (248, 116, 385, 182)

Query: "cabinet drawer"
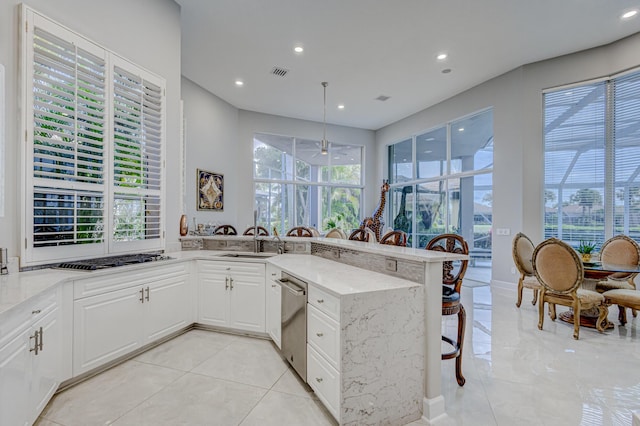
(308, 285, 340, 321)
(198, 261, 264, 279)
(266, 263, 281, 281)
(74, 263, 188, 299)
(307, 345, 340, 421)
(307, 304, 340, 371)
(0, 288, 58, 347)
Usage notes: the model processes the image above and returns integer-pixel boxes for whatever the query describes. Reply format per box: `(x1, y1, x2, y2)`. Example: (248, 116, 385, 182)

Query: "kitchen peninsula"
(0, 237, 464, 425)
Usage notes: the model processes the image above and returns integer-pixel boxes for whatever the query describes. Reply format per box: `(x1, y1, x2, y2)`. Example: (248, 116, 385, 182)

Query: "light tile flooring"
(37, 283, 640, 426)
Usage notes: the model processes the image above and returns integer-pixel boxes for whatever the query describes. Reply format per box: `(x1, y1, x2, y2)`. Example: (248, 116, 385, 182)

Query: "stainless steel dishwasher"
(277, 272, 308, 381)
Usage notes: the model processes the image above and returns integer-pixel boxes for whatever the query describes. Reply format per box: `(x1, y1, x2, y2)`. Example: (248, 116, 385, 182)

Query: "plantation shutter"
(27, 14, 107, 261)
(613, 72, 640, 236)
(111, 59, 164, 246)
(23, 6, 165, 265)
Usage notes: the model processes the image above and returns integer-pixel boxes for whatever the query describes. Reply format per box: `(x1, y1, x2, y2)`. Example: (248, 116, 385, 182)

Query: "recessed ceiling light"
(458, 127, 464, 132)
(338, 104, 345, 110)
(622, 10, 638, 19)
(424, 150, 432, 154)
(426, 137, 435, 141)
(437, 53, 448, 60)
(334, 156, 340, 160)
(235, 80, 244, 86)
(294, 46, 304, 53)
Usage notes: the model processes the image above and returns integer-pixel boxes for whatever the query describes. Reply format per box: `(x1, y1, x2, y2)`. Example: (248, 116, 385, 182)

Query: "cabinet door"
(30, 306, 62, 423)
(73, 287, 143, 375)
(144, 274, 191, 343)
(266, 280, 282, 348)
(198, 268, 230, 327)
(229, 265, 266, 333)
(0, 328, 30, 426)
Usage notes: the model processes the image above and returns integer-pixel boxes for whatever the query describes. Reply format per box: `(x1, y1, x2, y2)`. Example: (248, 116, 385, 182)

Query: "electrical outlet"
(496, 228, 511, 236)
(385, 258, 397, 272)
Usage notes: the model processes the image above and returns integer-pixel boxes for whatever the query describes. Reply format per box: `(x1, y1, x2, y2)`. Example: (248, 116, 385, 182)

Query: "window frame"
(253, 132, 365, 234)
(20, 6, 166, 266)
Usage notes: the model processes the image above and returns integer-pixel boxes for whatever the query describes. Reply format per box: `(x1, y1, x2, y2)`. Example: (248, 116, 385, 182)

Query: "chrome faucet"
(273, 233, 284, 255)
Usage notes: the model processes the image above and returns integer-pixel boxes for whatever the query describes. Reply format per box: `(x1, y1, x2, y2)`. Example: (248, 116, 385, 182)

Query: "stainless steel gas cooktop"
(55, 253, 172, 271)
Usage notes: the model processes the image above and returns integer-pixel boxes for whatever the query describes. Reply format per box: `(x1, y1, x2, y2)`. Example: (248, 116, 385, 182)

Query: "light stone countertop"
(181, 235, 468, 263)
(267, 254, 421, 297)
(0, 242, 459, 317)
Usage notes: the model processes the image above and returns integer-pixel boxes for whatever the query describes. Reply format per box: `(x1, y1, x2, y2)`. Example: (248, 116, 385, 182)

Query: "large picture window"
(387, 109, 493, 274)
(253, 133, 363, 235)
(22, 7, 165, 265)
(544, 70, 640, 247)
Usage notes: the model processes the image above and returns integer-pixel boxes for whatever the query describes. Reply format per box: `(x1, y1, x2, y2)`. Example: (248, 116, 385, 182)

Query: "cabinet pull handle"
(139, 288, 145, 303)
(29, 329, 40, 355)
(145, 286, 150, 302)
(225, 277, 229, 290)
(316, 332, 324, 337)
(271, 284, 276, 288)
(32, 309, 41, 315)
(38, 326, 43, 352)
(317, 299, 324, 304)
(315, 377, 323, 383)
(230, 277, 234, 290)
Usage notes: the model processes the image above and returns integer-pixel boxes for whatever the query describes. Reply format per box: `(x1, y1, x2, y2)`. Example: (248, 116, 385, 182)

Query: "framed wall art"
(197, 169, 224, 211)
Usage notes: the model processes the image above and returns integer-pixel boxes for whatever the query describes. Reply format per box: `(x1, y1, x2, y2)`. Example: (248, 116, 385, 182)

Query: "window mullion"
(605, 81, 614, 240)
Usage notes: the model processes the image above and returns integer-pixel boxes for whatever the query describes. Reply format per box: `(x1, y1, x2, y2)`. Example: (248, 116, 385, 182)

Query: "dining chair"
(325, 228, 346, 239)
(308, 227, 321, 237)
(533, 238, 607, 340)
(379, 230, 408, 247)
(425, 233, 468, 386)
(212, 224, 237, 235)
(285, 226, 313, 237)
(348, 229, 370, 242)
(595, 235, 640, 323)
(242, 226, 269, 236)
(512, 232, 542, 307)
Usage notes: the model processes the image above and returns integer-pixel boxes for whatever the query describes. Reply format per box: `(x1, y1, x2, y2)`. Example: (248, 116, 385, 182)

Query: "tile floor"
(37, 283, 640, 426)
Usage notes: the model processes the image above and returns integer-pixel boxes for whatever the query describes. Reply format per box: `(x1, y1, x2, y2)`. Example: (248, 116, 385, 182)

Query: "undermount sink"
(219, 253, 275, 259)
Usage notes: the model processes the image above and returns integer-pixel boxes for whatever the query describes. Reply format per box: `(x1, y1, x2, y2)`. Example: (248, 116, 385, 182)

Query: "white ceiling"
(177, 0, 640, 131)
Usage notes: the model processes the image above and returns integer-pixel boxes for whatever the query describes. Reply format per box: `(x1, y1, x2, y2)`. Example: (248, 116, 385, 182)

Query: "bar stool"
(426, 233, 469, 386)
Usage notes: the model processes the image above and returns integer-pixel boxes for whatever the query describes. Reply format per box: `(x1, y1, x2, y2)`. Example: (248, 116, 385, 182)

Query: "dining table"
(558, 261, 640, 329)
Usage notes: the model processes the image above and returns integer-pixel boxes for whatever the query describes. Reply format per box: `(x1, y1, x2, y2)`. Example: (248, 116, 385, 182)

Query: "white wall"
(0, 0, 182, 258)
(181, 77, 239, 228)
(376, 32, 640, 286)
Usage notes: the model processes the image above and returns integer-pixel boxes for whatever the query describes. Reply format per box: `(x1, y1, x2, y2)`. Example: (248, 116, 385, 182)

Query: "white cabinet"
(197, 261, 265, 333)
(265, 264, 281, 348)
(73, 263, 191, 376)
(0, 287, 62, 426)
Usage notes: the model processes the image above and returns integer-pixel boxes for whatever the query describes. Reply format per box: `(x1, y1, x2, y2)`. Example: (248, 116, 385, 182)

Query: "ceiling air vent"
(375, 95, 391, 101)
(270, 66, 289, 77)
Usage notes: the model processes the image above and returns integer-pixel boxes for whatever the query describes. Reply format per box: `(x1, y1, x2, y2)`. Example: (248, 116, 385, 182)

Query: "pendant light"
(321, 82, 328, 155)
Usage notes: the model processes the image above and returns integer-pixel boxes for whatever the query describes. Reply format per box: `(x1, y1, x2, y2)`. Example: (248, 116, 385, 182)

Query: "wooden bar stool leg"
(455, 304, 466, 387)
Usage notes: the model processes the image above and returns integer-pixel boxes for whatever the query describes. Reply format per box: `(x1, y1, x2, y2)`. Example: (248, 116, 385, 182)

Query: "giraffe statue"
(360, 179, 390, 241)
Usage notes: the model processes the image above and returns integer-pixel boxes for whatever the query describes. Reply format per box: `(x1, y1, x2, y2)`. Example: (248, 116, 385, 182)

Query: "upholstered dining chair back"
(600, 235, 640, 280)
(512, 232, 535, 276)
(532, 238, 583, 295)
(325, 228, 346, 239)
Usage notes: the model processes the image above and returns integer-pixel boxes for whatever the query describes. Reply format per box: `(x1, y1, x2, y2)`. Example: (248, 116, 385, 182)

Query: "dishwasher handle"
(276, 278, 306, 296)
